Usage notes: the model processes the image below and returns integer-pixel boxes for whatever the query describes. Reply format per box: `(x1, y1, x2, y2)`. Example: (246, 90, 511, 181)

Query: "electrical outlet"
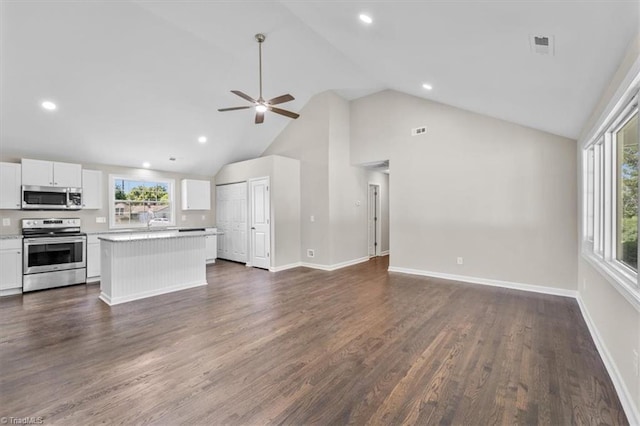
(310, 215, 315, 222)
(457, 257, 463, 265)
(201, 215, 206, 221)
(95, 217, 106, 223)
(633, 350, 639, 377)
(181, 215, 186, 221)
(2, 218, 10, 226)
(307, 249, 315, 258)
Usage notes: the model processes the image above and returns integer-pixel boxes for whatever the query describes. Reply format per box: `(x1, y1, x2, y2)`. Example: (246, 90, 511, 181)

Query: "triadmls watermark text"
(1, 417, 44, 425)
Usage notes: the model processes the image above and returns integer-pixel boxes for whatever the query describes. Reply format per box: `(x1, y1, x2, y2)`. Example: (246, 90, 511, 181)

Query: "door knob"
(251, 227, 255, 230)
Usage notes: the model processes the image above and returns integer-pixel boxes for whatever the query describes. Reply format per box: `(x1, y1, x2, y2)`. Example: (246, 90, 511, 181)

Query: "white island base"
(98, 232, 208, 305)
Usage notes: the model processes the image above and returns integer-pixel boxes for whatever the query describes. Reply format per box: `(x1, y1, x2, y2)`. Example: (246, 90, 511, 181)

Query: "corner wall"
(351, 90, 578, 291)
(576, 33, 640, 422)
(262, 93, 331, 266)
(215, 155, 301, 269)
(263, 91, 372, 268)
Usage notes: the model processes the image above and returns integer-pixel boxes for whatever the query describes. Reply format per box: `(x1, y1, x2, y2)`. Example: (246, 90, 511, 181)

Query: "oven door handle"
(24, 236, 86, 244)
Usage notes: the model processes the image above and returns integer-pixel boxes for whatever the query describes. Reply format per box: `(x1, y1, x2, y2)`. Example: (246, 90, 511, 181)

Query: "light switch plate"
(181, 215, 187, 221)
(96, 217, 106, 223)
(2, 218, 10, 226)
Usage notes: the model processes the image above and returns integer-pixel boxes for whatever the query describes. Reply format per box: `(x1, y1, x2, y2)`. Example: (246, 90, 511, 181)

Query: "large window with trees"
(109, 175, 175, 228)
(583, 98, 638, 295)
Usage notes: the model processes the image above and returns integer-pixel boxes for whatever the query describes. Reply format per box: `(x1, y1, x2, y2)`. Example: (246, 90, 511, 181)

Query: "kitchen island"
(98, 230, 214, 305)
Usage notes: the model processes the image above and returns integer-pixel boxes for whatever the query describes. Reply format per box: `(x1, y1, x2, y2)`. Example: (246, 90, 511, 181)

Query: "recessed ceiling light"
(359, 14, 373, 24)
(41, 100, 57, 111)
(422, 83, 433, 90)
(142, 162, 150, 168)
(198, 136, 207, 143)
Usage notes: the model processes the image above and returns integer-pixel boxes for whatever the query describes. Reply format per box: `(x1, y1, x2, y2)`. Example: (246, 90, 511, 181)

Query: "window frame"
(582, 95, 639, 309)
(108, 174, 176, 229)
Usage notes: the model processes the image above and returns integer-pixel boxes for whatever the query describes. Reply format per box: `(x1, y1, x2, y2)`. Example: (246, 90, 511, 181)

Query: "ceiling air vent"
(529, 34, 555, 56)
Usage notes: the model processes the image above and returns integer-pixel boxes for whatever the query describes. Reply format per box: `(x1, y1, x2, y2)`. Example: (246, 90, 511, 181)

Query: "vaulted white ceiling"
(1, 1, 637, 175)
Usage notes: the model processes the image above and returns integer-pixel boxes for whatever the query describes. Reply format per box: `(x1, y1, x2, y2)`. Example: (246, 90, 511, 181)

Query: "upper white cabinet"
(181, 179, 211, 210)
(22, 158, 82, 187)
(82, 169, 103, 209)
(0, 162, 21, 209)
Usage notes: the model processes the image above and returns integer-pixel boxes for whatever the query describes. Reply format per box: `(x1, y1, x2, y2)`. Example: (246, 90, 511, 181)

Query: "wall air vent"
(529, 34, 555, 56)
(411, 126, 427, 136)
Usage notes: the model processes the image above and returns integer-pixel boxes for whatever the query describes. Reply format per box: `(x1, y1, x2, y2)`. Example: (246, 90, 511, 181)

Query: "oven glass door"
(24, 237, 86, 274)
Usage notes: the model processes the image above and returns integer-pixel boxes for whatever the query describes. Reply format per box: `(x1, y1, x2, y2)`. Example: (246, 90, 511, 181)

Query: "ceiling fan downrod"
(256, 33, 265, 103)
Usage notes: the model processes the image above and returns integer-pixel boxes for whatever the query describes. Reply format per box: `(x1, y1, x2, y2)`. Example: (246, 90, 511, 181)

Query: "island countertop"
(98, 230, 220, 242)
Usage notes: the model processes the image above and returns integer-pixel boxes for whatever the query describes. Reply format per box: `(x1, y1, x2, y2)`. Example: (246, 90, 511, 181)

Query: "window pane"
(112, 178, 173, 227)
(586, 147, 594, 242)
(616, 113, 638, 271)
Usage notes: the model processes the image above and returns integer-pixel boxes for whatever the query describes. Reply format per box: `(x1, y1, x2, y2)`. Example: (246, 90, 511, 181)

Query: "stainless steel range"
(22, 218, 87, 292)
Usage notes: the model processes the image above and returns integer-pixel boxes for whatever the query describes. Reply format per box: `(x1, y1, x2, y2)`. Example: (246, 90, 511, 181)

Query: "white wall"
(577, 33, 640, 421)
(0, 156, 216, 235)
(327, 92, 369, 265)
(262, 93, 331, 266)
(215, 155, 301, 268)
(352, 90, 578, 291)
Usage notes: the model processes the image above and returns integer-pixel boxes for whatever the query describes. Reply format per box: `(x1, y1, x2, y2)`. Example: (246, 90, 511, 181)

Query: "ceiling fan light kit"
(218, 33, 300, 124)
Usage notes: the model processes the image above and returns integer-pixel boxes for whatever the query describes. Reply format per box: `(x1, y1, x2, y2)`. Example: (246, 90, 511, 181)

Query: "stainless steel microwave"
(21, 185, 83, 210)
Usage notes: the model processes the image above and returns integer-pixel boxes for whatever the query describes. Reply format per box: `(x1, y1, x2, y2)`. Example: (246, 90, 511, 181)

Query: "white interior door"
(249, 177, 271, 269)
(216, 182, 247, 263)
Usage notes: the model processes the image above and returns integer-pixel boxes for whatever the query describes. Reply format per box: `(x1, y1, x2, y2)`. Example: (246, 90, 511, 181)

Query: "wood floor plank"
(0, 257, 629, 425)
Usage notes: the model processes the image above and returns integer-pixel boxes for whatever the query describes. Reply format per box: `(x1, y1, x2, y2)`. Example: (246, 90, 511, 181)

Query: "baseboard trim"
(99, 281, 207, 306)
(0, 288, 22, 297)
(302, 256, 370, 272)
(576, 296, 640, 426)
(380, 250, 390, 256)
(387, 266, 578, 298)
(270, 262, 302, 272)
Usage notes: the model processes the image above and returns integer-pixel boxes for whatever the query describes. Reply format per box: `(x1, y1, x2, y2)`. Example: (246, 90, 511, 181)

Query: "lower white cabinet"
(205, 228, 217, 264)
(0, 239, 23, 296)
(87, 235, 103, 282)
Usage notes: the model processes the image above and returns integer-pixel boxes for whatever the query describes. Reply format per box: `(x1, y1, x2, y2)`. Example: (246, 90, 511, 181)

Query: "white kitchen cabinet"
(0, 239, 22, 296)
(205, 228, 217, 264)
(22, 158, 82, 187)
(87, 235, 102, 282)
(181, 179, 211, 210)
(82, 169, 103, 209)
(0, 162, 21, 209)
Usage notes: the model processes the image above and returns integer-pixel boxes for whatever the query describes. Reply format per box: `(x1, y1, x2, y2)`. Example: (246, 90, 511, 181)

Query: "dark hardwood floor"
(0, 257, 628, 425)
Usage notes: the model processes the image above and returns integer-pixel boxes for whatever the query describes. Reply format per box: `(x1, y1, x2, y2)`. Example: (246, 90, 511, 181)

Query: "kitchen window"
(109, 176, 175, 228)
(582, 97, 639, 301)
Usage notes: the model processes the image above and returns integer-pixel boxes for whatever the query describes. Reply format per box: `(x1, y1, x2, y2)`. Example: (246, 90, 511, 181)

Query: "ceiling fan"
(218, 33, 300, 124)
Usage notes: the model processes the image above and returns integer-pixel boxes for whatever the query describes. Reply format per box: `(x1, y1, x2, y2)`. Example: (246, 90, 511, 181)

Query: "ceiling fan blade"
(268, 106, 300, 119)
(255, 111, 265, 124)
(218, 106, 251, 112)
(231, 90, 257, 103)
(267, 94, 295, 105)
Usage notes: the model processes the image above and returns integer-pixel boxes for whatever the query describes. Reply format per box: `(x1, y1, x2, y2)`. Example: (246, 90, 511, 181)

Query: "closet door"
(216, 182, 247, 263)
